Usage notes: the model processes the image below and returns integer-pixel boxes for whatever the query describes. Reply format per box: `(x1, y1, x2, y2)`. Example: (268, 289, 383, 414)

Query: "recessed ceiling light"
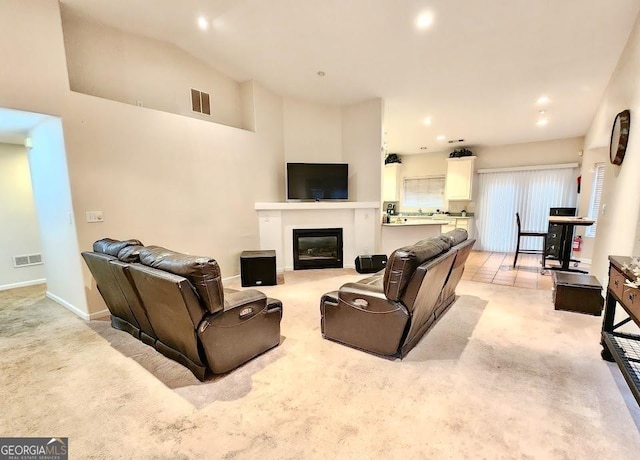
(416, 12, 434, 30)
(317, 71, 326, 77)
(536, 95, 550, 105)
(423, 117, 432, 126)
(536, 118, 548, 126)
(437, 135, 446, 141)
(197, 16, 209, 30)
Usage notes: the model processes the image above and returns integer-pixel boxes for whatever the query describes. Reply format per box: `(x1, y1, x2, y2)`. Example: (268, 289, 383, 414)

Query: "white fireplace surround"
(255, 202, 380, 271)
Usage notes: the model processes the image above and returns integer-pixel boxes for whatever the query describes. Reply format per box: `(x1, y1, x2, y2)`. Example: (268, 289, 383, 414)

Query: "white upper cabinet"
(445, 156, 476, 201)
(383, 163, 402, 201)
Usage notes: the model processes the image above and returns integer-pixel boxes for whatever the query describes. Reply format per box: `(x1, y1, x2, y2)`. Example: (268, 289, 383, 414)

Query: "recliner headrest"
(138, 246, 224, 314)
(93, 238, 144, 257)
(438, 228, 468, 247)
(117, 245, 145, 263)
(383, 237, 451, 301)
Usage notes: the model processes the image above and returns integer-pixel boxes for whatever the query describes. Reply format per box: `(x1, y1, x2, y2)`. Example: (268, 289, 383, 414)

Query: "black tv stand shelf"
(601, 255, 640, 406)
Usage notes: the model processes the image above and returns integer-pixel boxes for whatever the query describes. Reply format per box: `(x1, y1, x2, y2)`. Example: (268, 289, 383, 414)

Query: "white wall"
(0, 143, 45, 289)
(584, 13, 640, 284)
(61, 8, 246, 130)
(0, 0, 68, 115)
(575, 147, 608, 262)
(283, 98, 342, 163)
(28, 118, 87, 316)
(390, 137, 584, 213)
(473, 137, 584, 170)
(342, 98, 384, 202)
(0, 0, 285, 315)
(0, 0, 383, 315)
(62, 84, 284, 315)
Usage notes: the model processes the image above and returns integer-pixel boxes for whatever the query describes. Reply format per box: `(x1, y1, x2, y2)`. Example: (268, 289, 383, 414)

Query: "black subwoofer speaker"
(240, 250, 277, 287)
(354, 255, 388, 274)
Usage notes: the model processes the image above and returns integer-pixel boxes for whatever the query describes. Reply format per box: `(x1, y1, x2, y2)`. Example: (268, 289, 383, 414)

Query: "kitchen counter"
(390, 214, 473, 220)
(382, 221, 445, 227)
(381, 220, 445, 255)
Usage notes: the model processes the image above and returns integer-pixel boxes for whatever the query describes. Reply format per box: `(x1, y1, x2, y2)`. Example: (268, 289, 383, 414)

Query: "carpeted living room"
(2, 1, 640, 459)
(2, 267, 639, 458)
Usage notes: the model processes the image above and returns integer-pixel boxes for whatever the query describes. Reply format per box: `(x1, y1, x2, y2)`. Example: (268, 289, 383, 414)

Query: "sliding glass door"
(475, 166, 577, 252)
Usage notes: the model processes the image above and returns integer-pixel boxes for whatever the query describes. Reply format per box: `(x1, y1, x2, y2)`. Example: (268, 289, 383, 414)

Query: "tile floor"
(463, 251, 590, 291)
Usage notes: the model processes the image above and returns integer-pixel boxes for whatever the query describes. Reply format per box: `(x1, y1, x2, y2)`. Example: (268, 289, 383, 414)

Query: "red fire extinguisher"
(573, 235, 582, 252)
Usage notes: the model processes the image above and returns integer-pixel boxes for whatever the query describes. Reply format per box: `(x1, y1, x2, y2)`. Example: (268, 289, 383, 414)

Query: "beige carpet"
(1, 270, 639, 459)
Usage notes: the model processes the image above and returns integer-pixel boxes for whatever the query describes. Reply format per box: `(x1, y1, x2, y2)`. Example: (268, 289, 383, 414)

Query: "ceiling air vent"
(190, 89, 211, 115)
(13, 253, 43, 268)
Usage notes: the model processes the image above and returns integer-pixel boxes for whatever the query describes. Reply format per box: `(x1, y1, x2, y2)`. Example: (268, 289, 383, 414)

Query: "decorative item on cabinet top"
(385, 153, 402, 164)
(449, 148, 473, 158)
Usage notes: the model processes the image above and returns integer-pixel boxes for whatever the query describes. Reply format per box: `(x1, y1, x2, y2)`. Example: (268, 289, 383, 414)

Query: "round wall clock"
(610, 109, 631, 165)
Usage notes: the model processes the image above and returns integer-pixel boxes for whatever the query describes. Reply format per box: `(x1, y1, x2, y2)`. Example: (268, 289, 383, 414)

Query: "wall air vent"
(13, 253, 43, 268)
(190, 88, 211, 115)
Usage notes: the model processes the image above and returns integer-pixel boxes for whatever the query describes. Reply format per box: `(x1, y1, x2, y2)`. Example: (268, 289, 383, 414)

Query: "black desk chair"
(513, 212, 548, 270)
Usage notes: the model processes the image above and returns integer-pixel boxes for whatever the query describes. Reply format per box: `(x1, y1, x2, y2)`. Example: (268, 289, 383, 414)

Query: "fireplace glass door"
(293, 228, 343, 270)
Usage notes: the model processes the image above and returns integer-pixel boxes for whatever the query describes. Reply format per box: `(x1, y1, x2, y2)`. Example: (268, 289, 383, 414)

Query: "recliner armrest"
(338, 282, 405, 313)
(224, 289, 267, 312)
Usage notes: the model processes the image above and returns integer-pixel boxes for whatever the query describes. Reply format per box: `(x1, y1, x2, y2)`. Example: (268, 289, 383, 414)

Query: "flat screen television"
(286, 163, 349, 201)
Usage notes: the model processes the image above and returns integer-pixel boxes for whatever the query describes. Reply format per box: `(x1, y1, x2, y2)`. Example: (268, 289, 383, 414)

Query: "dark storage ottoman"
(241, 250, 277, 287)
(552, 272, 603, 316)
(354, 254, 388, 274)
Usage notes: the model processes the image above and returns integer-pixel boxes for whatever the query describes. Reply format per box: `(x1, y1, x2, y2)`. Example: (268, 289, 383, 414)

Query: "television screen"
(286, 163, 348, 201)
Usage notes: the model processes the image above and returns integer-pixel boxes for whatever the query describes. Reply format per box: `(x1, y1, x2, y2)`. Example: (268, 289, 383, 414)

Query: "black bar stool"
(513, 212, 548, 270)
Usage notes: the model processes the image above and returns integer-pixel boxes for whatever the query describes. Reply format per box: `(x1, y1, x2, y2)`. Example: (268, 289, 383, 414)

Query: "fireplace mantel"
(255, 202, 381, 271)
(255, 201, 379, 211)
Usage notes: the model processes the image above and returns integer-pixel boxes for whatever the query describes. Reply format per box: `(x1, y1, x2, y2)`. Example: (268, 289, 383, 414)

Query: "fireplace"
(293, 228, 343, 270)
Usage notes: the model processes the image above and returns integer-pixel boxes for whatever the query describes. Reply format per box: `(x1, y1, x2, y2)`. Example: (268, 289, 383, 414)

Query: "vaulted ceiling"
(4, 1, 640, 154)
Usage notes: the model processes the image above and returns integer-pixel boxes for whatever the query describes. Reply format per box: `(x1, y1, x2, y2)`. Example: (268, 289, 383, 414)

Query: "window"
(585, 163, 605, 238)
(402, 176, 445, 209)
(475, 166, 576, 252)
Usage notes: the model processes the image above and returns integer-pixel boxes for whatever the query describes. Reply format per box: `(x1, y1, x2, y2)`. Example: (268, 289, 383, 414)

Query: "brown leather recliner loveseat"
(320, 229, 474, 358)
(82, 238, 283, 380)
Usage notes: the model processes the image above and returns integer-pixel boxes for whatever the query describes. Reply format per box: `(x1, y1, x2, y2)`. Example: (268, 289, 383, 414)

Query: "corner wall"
(28, 118, 87, 316)
(0, 0, 286, 315)
(61, 8, 246, 130)
(584, 12, 640, 284)
(0, 143, 45, 289)
(390, 137, 583, 214)
(576, 147, 608, 263)
(342, 98, 384, 202)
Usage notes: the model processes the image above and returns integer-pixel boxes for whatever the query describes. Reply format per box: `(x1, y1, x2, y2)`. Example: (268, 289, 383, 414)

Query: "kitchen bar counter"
(381, 221, 445, 255)
(382, 221, 445, 227)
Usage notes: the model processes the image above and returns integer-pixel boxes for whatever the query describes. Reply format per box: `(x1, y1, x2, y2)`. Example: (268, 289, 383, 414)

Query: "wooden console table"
(601, 255, 640, 405)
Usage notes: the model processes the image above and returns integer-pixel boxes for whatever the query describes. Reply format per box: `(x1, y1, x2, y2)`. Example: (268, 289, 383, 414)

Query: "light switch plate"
(86, 211, 104, 223)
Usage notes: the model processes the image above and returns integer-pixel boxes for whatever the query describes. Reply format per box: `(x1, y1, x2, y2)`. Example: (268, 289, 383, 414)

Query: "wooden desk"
(601, 256, 640, 406)
(547, 216, 595, 273)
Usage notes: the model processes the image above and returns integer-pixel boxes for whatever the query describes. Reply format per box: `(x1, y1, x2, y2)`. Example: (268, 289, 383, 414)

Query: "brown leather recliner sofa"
(82, 238, 283, 380)
(320, 229, 475, 358)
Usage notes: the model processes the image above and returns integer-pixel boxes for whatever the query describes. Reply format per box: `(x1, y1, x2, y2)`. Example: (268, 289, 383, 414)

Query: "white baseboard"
(46, 291, 91, 320)
(0, 278, 46, 292)
(222, 274, 240, 283)
(88, 308, 110, 320)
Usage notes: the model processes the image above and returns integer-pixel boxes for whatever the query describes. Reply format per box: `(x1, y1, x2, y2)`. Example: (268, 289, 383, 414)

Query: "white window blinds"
(402, 176, 445, 208)
(585, 163, 605, 238)
(475, 166, 577, 252)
